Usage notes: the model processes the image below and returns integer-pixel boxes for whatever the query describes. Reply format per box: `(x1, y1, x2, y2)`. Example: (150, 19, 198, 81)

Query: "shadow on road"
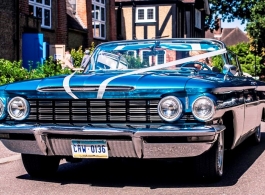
(17, 133, 265, 188)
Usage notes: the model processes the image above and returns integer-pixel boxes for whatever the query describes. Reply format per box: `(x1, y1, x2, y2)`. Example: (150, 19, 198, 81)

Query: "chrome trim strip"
(0, 124, 225, 136)
(39, 86, 134, 92)
(212, 86, 256, 94)
(256, 85, 265, 91)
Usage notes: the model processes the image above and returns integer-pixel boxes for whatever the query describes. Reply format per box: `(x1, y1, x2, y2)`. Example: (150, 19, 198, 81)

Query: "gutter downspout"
(15, 0, 20, 61)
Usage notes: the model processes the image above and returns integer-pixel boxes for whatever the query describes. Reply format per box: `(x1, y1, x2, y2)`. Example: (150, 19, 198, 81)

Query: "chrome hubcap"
(217, 132, 224, 175)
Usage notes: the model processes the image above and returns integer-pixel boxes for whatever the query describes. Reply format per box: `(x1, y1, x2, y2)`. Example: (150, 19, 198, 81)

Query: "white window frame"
(29, 0, 51, 29)
(155, 50, 166, 65)
(140, 50, 152, 65)
(135, 7, 156, 23)
(139, 50, 166, 66)
(92, 0, 106, 40)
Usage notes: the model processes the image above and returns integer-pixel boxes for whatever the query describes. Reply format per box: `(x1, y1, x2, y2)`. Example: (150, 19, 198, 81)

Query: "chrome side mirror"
(222, 64, 237, 76)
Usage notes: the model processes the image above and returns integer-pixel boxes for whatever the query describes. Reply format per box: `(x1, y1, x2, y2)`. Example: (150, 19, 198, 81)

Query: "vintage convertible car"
(0, 38, 264, 181)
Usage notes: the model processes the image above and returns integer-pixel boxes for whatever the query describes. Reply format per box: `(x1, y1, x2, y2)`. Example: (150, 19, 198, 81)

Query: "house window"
(156, 50, 166, 65)
(195, 9, 201, 29)
(136, 7, 156, 23)
(126, 50, 137, 58)
(29, 0, 51, 29)
(140, 50, 166, 66)
(92, 0, 106, 39)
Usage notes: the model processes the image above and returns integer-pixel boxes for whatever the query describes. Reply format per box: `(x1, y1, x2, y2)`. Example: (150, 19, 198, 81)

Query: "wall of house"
(158, 6, 172, 38)
(68, 30, 87, 50)
(107, 0, 117, 41)
(121, 7, 132, 40)
(56, 0, 68, 45)
(120, 5, 174, 40)
(76, 0, 88, 28)
(0, 1, 16, 60)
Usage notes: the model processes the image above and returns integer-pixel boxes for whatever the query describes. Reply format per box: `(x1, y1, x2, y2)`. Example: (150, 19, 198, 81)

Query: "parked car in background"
(0, 38, 264, 181)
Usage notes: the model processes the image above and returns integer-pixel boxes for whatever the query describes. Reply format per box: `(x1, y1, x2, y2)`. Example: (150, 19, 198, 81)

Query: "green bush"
(0, 57, 71, 85)
(70, 46, 84, 67)
(71, 42, 95, 67)
(27, 57, 71, 80)
(0, 59, 28, 85)
(0, 43, 96, 85)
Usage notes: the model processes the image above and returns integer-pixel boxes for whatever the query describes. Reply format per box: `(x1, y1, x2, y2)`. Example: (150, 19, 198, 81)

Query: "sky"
(221, 19, 247, 32)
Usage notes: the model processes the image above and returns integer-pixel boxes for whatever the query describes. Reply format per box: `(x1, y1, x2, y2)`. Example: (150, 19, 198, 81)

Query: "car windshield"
(83, 39, 226, 73)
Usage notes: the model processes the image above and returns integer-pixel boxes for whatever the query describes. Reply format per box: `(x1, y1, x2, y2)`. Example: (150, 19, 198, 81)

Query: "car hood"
(2, 72, 225, 99)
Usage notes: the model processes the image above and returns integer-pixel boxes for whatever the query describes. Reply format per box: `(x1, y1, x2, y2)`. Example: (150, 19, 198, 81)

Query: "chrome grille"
(27, 99, 161, 123)
(25, 99, 196, 123)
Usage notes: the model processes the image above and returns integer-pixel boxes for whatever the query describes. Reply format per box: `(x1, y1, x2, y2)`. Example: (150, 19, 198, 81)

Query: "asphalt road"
(1, 124, 265, 195)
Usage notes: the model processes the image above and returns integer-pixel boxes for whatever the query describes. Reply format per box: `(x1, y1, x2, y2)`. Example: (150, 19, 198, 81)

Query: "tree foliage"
(206, 0, 253, 30)
(212, 42, 262, 76)
(246, 1, 265, 58)
(208, 0, 265, 60)
(228, 43, 262, 76)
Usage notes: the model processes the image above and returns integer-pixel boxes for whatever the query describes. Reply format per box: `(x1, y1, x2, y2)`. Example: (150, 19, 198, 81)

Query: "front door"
(22, 33, 44, 70)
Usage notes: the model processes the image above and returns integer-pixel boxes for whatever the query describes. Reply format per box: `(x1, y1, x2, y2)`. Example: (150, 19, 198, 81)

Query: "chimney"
(214, 18, 222, 40)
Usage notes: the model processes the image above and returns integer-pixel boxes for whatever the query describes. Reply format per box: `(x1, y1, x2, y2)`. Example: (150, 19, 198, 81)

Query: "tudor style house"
(115, 0, 210, 40)
(0, 0, 116, 68)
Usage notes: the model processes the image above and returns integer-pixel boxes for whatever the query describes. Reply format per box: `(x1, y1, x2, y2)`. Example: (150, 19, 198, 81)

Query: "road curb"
(0, 154, 21, 164)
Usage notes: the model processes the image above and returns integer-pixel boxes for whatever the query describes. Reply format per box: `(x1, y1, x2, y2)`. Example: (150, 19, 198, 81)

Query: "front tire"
(195, 130, 224, 181)
(21, 154, 60, 178)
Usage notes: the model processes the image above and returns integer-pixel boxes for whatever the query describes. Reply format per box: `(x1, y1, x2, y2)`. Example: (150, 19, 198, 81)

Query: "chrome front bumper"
(0, 124, 225, 159)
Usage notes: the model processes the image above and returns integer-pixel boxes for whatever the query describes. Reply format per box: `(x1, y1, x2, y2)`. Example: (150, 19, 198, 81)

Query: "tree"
(246, 2, 265, 58)
(207, 0, 265, 62)
(212, 43, 262, 76)
(206, 0, 254, 30)
(228, 43, 262, 76)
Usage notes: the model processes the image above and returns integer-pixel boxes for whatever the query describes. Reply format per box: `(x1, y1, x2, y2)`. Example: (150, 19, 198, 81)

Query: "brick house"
(0, 0, 116, 67)
(115, 0, 210, 40)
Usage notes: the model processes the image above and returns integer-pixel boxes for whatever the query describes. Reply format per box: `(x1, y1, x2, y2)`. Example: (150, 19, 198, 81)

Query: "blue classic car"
(0, 38, 264, 181)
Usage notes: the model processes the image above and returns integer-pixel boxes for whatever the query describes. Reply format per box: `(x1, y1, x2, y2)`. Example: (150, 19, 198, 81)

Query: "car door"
(227, 51, 258, 135)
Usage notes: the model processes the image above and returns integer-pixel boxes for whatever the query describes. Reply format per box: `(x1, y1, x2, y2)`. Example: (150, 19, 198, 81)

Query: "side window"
(227, 51, 238, 66)
(227, 51, 242, 76)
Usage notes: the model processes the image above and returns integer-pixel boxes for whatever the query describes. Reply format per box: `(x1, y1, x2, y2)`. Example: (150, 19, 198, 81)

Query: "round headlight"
(158, 96, 183, 122)
(192, 96, 215, 121)
(8, 97, 29, 120)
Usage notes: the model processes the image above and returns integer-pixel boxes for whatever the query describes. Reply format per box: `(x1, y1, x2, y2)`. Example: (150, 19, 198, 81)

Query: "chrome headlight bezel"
(7, 97, 30, 121)
(157, 96, 183, 122)
(192, 96, 215, 122)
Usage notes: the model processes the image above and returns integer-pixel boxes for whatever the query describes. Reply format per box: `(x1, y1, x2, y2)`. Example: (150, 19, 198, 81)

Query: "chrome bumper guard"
(0, 124, 225, 159)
